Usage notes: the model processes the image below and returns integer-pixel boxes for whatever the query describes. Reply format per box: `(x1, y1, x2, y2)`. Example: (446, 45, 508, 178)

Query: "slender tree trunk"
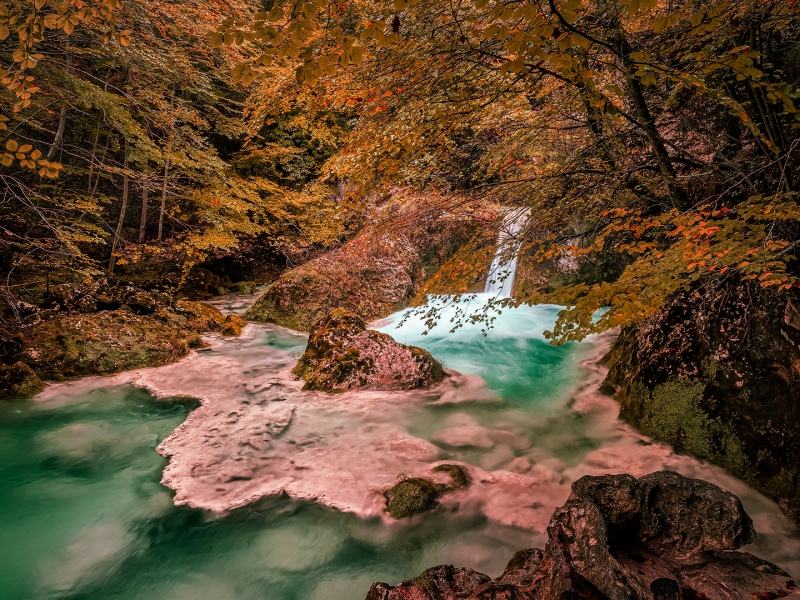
(157, 159, 169, 245)
(109, 139, 130, 273)
(138, 183, 148, 243)
(613, 32, 689, 210)
(47, 106, 68, 160)
(87, 118, 102, 189)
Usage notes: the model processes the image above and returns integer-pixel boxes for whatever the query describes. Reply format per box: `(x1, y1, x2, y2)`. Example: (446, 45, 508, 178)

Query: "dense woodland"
(2, 0, 800, 523)
(1, 0, 798, 335)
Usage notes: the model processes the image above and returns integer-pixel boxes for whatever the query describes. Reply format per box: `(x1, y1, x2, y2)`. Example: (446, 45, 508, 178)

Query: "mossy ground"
(5, 301, 244, 387)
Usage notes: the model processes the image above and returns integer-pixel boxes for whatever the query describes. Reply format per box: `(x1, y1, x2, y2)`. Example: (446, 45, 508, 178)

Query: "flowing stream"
(1, 293, 799, 600)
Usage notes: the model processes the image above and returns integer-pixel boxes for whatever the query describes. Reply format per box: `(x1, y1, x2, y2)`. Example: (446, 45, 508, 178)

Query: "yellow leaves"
(2, 138, 62, 177)
(559, 10, 578, 23)
(117, 29, 132, 47)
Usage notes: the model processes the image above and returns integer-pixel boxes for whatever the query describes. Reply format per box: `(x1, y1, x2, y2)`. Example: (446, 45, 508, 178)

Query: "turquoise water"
(1, 295, 797, 600)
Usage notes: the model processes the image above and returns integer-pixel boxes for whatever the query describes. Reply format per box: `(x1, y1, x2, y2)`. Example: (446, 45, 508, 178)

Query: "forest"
(1, 0, 799, 598)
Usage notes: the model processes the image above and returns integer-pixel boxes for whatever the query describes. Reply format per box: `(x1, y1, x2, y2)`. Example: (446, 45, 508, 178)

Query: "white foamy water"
(7, 295, 796, 600)
(484, 208, 529, 297)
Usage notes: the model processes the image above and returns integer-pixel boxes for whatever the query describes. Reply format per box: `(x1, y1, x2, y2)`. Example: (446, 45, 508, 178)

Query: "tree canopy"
(2, 0, 798, 341)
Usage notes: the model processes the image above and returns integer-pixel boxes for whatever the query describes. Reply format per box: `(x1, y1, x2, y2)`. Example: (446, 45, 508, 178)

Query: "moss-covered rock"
(18, 309, 201, 380)
(0, 361, 44, 399)
(13, 302, 243, 382)
(244, 235, 419, 331)
(386, 478, 440, 518)
(292, 308, 444, 391)
(385, 464, 471, 518)
(177, 301, 245, 337)
(603, 279, 800, 523)
(243, 210, 484, 331)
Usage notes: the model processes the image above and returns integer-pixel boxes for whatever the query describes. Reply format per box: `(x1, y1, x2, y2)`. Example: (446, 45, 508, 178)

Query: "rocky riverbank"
(0, 280, 245, 399)
(367, 471, 798, 600)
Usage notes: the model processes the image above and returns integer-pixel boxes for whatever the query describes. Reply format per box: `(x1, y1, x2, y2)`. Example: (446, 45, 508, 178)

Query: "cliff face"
(602, 278, 800, 524)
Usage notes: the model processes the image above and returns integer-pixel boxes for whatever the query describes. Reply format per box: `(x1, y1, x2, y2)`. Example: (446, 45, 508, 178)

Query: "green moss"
(0, 362, 44, 400)
(638, 379, 751, 478)
(387, 478, 440, 518)
(233, 281, 258, 295)
(431, 464, 470, 490)
(386, 464, 471, 519)
(641, 380, 715, 458)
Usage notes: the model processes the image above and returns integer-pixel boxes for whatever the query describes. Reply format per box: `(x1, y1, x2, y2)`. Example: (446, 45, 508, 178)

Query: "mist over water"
(1, 294, 798, 600)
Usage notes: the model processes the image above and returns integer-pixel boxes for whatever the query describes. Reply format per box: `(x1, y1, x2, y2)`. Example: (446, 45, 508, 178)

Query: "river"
(0, 292, 797, 600)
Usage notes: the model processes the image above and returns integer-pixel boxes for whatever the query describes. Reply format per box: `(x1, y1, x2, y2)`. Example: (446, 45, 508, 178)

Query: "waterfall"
(484, 208, 529, 297)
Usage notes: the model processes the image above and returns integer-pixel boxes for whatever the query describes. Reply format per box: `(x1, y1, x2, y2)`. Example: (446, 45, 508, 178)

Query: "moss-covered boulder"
(292, 308, 444, 391)
(14, 302, 243, 382)
(177, 301, 245, 337)
(0, 361, 44, 399)
(385, 464, 471, 518)
(243, 207, 484, 332)
(603, 278, 800, 524)
(244, 234, 420, 331)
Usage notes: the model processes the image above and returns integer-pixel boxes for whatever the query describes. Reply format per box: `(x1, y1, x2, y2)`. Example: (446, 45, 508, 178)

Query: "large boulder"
(12, 302, 244, 382)
(602, 279, 800, 523)
(365, 471, 797, 600)
(244, 233, 419, 331)
(292, 309, 444, 391)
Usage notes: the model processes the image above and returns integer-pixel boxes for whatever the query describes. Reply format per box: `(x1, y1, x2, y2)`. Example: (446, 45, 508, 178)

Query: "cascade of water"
(484, 208, 529, 297)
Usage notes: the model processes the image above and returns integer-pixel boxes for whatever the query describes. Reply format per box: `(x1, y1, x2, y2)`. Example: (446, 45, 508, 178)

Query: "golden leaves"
(2, 139, 62, 176)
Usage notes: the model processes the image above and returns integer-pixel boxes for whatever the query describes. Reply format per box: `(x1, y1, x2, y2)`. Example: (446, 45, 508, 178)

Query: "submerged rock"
(385, 464, 470, 518)
(292, 309, 444, 391)
(366, 471, 798, 600)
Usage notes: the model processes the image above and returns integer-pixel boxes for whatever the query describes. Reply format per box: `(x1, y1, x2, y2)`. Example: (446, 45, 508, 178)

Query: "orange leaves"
(1, 139, 62, 177)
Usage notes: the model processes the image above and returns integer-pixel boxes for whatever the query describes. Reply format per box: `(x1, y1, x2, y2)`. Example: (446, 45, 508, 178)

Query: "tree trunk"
(138, 183, 148, 243)
(157, 159, 169, 245)
(47, 106, 68, 160)
(109, 139, 130, 273)
(614, 32, 689, 210)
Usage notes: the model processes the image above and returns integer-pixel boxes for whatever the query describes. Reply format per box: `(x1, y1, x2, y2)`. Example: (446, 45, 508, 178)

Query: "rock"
(386, 478, 440, 518)
(42, 280, 171, 315)
(0, 361, 44, 399)
(243, 212, 482, 332)
(366, 565, 491, 600)
(233, 280, 258, 295)
(18, 302, 242, 381)
(292, 309, 444, 391)
(385, 464, 470, 518)
(244, 233, 419, 331)
(177, 301, 245, 337)
(602, 279, 800, 524)
(365, 471, 797, 600)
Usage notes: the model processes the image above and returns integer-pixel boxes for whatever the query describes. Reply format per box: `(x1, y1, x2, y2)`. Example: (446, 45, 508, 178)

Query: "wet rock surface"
(365, 471, 798, 600)
(293, 309, 444, 391)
